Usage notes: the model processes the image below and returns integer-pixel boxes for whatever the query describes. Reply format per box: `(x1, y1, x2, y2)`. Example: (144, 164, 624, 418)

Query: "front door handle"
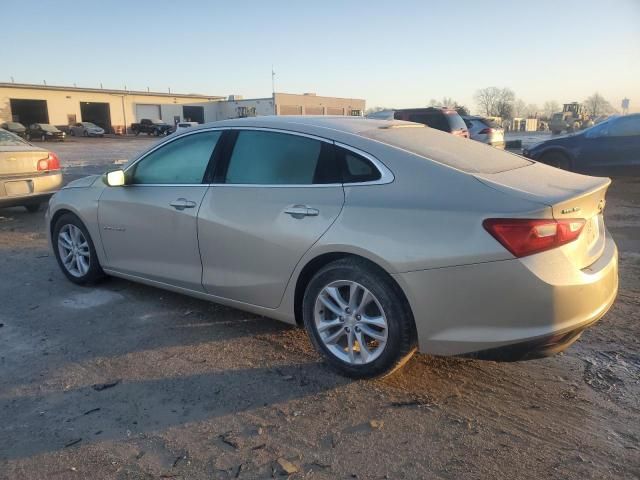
(284, 205, 320, 218)
(169, 198, 197, 210)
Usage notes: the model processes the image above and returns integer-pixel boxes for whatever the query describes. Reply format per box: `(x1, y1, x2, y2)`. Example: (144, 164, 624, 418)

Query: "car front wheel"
(52, 213, 105, 285)
(303, 258, 416, 378)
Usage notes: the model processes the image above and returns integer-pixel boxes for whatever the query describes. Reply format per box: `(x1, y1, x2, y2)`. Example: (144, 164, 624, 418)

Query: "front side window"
(131, 130, 221, 184)
(225, 130, 323, 185)
(608, 117, 640, 137)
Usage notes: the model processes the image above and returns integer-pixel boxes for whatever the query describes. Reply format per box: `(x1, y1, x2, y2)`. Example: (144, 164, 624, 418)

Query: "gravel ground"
(0, 138, 639, 479)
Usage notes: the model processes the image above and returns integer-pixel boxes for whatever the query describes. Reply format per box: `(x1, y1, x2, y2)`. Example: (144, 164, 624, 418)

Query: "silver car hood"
(63, 175, 101, 189)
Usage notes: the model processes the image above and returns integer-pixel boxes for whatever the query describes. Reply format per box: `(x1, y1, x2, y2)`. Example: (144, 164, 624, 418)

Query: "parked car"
(523, 114, 640, 175)
(27, 123, 65, 142)
(69, 122, 105, 137)
(462, 116, 505, 149)
(366, 107, 469, 138)
(0, 128, 63, 212)
(131, 118, 173, 136)
(175, 121, 199, 134)
(46, 116, 618, 378)
(0, 121, 27, 138)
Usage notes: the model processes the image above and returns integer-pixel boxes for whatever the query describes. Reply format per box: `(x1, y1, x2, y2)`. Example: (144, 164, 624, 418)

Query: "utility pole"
(272, 66, 276, 115)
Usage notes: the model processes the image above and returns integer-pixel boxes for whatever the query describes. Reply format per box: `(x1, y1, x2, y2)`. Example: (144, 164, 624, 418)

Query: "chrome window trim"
(227, 126, 333, 144)
(335, 142, 395, 186)
(118, 126, 394, 189)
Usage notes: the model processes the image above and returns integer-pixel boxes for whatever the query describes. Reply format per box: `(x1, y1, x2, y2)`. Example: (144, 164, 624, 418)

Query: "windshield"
(82, 122, 98, 128)
(362, 126, 531, 174)
(0, 129, 28, 146)
(38, 124, 59, 132)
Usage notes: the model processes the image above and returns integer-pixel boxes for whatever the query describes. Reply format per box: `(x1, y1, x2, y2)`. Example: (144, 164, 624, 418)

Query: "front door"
(198, 129, 345, 308)
(98, 130, 222, 290)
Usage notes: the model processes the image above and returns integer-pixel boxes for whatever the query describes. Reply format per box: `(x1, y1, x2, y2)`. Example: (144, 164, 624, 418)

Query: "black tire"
(302, 258, 417, 379)
(52, 213, 106, 285)
(24, 203, 41, 213)
(541, 151, 571, 171)
(83, 130, 88, 137)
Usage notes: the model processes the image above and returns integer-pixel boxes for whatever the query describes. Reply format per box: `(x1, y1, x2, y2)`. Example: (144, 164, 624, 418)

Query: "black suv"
(366, 107, 469, 138)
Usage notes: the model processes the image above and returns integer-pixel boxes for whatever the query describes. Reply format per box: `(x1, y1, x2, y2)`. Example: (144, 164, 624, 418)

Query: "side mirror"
(106, 169, 126, 187)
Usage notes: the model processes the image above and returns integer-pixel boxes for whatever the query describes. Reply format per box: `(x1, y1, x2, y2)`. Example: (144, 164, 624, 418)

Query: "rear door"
(98, 129, 222, 290)
(198, 129, 345, 308)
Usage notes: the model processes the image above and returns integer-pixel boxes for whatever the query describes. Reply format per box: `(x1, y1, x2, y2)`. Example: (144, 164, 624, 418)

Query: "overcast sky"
(2, 0, 639, 113)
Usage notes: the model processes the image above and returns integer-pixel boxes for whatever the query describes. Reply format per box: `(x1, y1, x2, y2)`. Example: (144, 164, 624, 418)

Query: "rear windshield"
(445, 112, 467, 131)
(0, 130, 28, 146)
(361, 126, 531, 174)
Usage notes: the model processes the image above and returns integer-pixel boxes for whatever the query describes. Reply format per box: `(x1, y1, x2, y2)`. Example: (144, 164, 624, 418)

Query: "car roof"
(188, 115, 420, 136)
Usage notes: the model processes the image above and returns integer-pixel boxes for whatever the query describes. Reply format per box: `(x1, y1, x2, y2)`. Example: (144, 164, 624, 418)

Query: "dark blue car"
(523, 114, 640, 176)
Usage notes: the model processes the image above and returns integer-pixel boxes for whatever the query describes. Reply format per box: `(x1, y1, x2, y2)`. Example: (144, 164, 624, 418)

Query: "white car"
(69, 122, 105, 137)
(463, 116, 505, 149)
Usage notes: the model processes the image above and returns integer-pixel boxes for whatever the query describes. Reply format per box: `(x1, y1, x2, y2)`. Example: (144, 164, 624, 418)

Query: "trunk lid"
(475, 162, 610, 269)
(0, 147, 49, 176)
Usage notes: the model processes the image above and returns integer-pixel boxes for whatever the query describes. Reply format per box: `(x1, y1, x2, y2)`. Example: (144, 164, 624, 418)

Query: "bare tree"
(542, 100, 560, 119)
(474, 87, 516, 119)
(364, 106, 390, 115)
(525, 104, 539, 118)
(513, 99, 527, 118)
(584, 93, 616, 117)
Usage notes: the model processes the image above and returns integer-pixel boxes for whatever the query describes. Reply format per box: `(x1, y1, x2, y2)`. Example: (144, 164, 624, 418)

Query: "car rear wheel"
(52, 213, 105, 285)
(303, 258, 416, 378)
(541, 151, 571, 171)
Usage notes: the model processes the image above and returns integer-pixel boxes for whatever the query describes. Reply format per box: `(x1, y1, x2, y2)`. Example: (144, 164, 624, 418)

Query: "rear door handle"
(169, 198, 197, 210)
(284, 205, 320, 218)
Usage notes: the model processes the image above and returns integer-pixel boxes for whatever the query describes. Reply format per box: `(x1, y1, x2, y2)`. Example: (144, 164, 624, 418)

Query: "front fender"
(47, 184, 107, 266)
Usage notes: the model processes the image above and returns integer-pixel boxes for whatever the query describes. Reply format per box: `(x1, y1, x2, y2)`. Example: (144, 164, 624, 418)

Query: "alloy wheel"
(57, 224, 90, 277)
(314, 280, 389, 365)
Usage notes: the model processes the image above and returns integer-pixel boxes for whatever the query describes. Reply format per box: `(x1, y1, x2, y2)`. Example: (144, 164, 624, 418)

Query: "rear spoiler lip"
(472, 162, 611, 213)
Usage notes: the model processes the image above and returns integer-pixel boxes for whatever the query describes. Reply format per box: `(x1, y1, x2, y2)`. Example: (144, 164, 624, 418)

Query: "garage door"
(135, 104, 161, 121)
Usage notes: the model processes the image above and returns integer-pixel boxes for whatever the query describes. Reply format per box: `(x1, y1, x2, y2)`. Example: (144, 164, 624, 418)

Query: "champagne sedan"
(0, 128, 63, 212)
(45, 116, 618, 378)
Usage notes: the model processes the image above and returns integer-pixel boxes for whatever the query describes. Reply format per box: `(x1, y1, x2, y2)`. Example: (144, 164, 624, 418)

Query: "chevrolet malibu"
(46, 116, 618, 378)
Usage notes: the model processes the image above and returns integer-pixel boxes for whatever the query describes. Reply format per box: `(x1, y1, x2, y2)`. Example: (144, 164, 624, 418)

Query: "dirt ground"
(0, 140, 639, 479)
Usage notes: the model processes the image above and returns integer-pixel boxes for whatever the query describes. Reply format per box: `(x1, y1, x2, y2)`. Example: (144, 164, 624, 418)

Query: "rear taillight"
(37, 152, 61, 171)
(478, 128, 493, 135)
(483, 218, 585, 257)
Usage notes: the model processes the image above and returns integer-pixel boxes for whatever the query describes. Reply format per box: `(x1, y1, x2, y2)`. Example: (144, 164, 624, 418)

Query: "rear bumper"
(394, 229, 618, 358)
(0, 172, 63, 207)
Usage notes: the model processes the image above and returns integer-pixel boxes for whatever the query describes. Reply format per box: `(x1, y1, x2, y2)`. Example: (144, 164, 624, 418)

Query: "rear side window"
(338, 147, 381, 183)
(409, 112, 449, 132)
(225, 130, 323, 185)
